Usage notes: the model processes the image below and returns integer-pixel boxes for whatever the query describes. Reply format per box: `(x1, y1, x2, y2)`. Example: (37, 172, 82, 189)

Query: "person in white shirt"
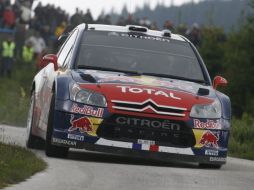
(25, 31, 46, 57)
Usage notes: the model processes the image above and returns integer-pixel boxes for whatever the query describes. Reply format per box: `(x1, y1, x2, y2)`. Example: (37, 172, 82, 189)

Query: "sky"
(34, 0, 200, 18)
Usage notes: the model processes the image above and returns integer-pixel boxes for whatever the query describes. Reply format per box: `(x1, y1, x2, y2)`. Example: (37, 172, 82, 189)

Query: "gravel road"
(1, 125, 254, 190)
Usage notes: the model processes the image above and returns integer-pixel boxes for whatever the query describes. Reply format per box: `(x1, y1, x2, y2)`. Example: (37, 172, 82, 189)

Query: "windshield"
(76, 30, 205, 82)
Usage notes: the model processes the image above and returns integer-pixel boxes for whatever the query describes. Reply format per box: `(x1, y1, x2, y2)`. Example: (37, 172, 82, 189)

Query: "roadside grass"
(0, 65, 36, 127)
(228, 114, 254, 160)
(0, 142, 46, 189)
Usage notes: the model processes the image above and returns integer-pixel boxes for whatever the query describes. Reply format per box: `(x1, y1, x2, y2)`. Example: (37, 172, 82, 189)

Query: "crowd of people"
(0, 0, 202, 78)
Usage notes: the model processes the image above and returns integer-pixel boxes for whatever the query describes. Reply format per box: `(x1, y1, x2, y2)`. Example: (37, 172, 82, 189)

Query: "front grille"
(112, 99, 186, 117)
(97, 114, 195, 147)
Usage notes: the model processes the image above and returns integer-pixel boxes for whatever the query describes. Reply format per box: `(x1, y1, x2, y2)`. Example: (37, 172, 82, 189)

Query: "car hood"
(71, 69, 216, 118)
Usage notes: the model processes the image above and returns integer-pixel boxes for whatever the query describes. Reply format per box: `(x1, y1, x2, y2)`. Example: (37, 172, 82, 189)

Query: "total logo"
(116, 86, 181, 100)
(199, 131, 219, 148)
(68, 115, 92, 133)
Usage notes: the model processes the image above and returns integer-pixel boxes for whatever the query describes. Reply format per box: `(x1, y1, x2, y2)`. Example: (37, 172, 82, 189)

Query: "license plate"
(137, 139, 155, 145)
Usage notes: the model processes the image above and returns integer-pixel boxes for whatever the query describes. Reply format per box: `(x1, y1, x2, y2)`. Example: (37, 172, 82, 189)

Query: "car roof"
(85, 24, 186, 42)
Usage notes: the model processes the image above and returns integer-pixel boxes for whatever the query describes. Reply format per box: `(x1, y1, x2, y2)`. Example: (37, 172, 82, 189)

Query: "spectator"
(55, 21, 66, 38)
(163, 20, 175, 32)
(176, 24, 187, 36)
(150, 21, 158, 30)
(19, 1, 32, 24)
(25, 31, 46, 58)
(126, 14, 137, 25)
(14, 23, 26, 59)
(139, 17, 151, 28)
(0, 35, 16, 77)
(22, 41, 34, 65)
(186, 23, 202, 47)
(3, 6, 16, 29)
(70, 8, 82, 26)
(83, 9, 93, 23)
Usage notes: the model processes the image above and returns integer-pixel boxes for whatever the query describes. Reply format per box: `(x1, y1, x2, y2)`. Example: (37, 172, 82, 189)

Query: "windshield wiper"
(141, 72, 206, 84)
(77, 65, 142, 75)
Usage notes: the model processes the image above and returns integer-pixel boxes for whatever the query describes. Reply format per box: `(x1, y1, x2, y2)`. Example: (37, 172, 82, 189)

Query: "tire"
(26, 91, 41, 149)
(199, 163, 222, 169)
(45, 93, 69, 158)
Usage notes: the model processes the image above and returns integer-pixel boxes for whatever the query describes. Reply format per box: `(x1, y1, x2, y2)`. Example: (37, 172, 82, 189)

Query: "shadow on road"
(67, 150, 199, 169)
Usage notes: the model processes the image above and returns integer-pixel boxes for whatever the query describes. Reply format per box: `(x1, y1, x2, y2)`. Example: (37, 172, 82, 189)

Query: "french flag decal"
(132, 143, 142, 150)
(149, 145, 159, 152)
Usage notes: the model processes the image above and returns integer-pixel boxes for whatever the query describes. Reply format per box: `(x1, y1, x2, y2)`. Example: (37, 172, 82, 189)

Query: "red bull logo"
(68, 115, 92, 133)
(199, 131, 219, 148)
(194, 119, 221, 129)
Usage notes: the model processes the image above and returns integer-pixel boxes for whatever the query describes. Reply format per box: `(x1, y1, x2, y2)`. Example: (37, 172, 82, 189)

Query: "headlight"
(190, 98, 221, 119)
(70, 83, 107, 107)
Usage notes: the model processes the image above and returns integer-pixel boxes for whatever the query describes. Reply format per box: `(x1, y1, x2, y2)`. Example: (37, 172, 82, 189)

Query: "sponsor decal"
(149, 144, 159, 152)
(205, 149, 219, 156)
(114, 126, 173, 138)
(71, 103, 104, 118)
(121, 33, 171, 43)
(97, 75, 196, 94)
(199, 131, 219, 148)
(68, 115, 103, 136)
(194, 119, 221, 129)
(98, 76, 138, 83)
(116, 86, 181, 100)
(69, 115, 93, 133)
(137, 139, 155, 145)
(210, 157, 226, 162)
(67, 134, 84, 141)
(116, 116, 181, 131)
(155, 80, 196, 94)
(52, 137, 76, 146)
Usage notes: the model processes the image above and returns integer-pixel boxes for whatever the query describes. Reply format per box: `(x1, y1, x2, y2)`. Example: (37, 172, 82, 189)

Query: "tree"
(223, 0, 254, 116)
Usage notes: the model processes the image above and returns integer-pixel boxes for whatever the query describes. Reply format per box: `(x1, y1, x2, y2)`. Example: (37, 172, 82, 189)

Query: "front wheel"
(45, 93, 68, 158)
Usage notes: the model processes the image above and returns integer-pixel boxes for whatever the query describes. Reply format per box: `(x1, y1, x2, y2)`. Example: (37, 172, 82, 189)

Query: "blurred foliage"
(229, 114, 254, 160)
(199, 0, 254, 117)
(198, 27, 226, 78)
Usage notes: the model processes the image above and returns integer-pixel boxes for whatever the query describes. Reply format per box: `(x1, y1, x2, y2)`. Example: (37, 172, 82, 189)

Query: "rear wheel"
(199, 163, 222, 169)
(26, 91, 41, 149)
(45, 93, 68, 158)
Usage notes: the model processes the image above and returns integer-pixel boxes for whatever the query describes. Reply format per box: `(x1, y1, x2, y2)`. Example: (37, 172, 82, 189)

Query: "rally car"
(26, 24, 231, 168)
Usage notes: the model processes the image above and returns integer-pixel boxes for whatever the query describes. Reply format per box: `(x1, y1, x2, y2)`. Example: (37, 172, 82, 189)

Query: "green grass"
(0, 142, 46, 189)
(0, 65, 36, 126)
(228, 113, 254, 160)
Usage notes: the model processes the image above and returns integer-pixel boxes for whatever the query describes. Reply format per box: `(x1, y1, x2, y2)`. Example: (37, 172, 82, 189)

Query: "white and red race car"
(26, 24, 231, 168)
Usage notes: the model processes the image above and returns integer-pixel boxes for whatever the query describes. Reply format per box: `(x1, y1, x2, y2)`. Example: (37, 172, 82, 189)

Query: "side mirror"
(43, 54, 58, 71)
(213, 76, 228, 89)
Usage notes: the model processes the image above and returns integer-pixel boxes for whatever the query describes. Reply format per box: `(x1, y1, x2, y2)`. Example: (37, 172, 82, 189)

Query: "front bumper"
(52, 100, 229, 165)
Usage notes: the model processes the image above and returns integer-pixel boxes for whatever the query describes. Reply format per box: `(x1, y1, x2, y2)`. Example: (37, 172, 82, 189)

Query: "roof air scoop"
(127, 25, 148, 32)
(197, 88, 210, 96)
(162, 29, 172, 37)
